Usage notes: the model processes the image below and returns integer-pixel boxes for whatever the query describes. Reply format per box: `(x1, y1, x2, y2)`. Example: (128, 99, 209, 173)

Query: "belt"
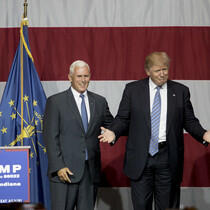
(158, 141, 167, 149)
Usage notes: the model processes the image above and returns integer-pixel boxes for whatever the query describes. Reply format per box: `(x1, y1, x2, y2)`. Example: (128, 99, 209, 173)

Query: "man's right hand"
(57, 167, 73, 183)
(98, 127, 116, 143)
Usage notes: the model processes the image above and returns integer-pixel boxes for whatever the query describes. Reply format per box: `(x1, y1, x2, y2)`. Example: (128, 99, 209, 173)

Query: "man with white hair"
(43, 60, 113, 210)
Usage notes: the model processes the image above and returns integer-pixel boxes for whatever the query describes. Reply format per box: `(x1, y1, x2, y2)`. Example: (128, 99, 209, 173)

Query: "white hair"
(69, 60, 90, 75)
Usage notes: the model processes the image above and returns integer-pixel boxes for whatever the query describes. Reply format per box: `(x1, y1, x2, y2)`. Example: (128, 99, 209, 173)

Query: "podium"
(0, 146, 30, 203)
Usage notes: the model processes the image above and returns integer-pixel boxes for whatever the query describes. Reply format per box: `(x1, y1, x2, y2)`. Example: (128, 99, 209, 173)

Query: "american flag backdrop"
(1, 0, 210, 209)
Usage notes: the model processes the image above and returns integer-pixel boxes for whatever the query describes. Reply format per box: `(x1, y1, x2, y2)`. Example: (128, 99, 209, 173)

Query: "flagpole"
(20, 0, 28, 145)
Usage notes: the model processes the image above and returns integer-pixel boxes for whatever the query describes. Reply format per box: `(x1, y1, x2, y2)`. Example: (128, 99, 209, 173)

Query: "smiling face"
(146, 65, 169, 86)
(68, 66, 90, 93)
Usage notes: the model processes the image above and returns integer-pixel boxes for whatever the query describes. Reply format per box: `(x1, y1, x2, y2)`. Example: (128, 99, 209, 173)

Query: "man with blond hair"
(99, 52, 210, 210)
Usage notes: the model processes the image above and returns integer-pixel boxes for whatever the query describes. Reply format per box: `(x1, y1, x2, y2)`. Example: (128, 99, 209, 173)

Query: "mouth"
(79, 83, 88, 88)
(159, 77, 167, 81)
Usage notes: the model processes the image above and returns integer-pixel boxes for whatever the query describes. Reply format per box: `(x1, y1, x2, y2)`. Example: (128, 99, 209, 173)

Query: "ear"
(68, 74, 72, 82)
(145, 69, 150, 76)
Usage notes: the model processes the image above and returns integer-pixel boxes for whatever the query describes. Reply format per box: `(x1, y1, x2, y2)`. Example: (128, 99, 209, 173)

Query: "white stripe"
(96, 187, 210, 209)
(1, 80, 210, 130)
(1, 0, 210, 27)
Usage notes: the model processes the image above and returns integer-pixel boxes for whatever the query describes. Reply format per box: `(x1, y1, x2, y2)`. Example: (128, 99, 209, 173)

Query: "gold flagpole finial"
(23, 0, 28, 18)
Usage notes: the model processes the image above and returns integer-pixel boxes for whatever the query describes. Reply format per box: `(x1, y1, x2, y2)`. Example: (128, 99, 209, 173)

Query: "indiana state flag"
(0, 18, 50, 209)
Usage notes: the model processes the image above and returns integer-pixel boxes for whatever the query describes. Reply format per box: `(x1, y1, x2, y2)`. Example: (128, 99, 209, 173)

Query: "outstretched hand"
(98, 127, 116, 143)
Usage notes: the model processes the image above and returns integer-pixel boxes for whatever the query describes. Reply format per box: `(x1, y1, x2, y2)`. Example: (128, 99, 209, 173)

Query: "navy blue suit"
(111, 78, 207, 210)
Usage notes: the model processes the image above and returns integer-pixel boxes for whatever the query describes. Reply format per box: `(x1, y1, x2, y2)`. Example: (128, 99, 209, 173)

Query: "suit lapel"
(87, 91, 95, 133)
(142, 79, 151, 129)
(166, 81, 176, 134)
(66, 88, 85, 132)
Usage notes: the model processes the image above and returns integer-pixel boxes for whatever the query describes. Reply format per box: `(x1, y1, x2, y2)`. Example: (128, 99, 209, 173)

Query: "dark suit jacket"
(43, 88, 113, 184)
(111, 78, 207, 183)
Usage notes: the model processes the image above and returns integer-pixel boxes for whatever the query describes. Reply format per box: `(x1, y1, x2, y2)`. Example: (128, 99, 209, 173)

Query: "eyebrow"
(154, 68, 168, 71)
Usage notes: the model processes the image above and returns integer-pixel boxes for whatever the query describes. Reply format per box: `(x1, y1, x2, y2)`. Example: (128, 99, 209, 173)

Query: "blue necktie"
(80, 94, 88, 132)
(80, 94, 88, 160)
(149, 86, 161, 156)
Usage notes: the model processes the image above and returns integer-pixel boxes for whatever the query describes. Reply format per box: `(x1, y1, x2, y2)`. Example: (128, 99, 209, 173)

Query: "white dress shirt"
(149, 78, 167, 143)
(71, 87, 90, 122)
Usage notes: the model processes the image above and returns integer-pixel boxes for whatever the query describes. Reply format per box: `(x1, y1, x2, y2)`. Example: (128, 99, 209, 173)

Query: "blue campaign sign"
(0, 147, 30, 203)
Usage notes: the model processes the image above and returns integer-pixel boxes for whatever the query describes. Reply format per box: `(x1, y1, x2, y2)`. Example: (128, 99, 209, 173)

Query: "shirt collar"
(71, 86, 88, 98)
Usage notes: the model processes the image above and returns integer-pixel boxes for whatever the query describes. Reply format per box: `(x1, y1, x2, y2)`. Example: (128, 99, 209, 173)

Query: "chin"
(81, 89, 88, 93)
(159, 80, 167, 86)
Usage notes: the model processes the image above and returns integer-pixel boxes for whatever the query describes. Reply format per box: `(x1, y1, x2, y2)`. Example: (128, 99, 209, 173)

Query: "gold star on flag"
(23, 95, 29, 102)
(1, 127, 7, 134)
(10, 113, 16, 120)
(0, 112, 2, 117)
(43, 148, 46, 153)
(9, 100, 15, 107)
(33, 100, 38, 106)
(30, 152, 34, 158)
(35, 120, 38, 126)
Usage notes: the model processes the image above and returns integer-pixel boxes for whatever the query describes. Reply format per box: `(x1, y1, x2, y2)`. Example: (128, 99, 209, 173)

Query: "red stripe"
(1, 27, 210, 81)
(100, 134, 210, 187)
(100, 137, 129, 187)
(182, 134, 210, 187)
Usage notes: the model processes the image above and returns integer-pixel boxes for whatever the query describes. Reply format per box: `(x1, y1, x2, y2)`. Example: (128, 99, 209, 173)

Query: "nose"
(160, 69, 164, 76)
(81, 76, 86, 82)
